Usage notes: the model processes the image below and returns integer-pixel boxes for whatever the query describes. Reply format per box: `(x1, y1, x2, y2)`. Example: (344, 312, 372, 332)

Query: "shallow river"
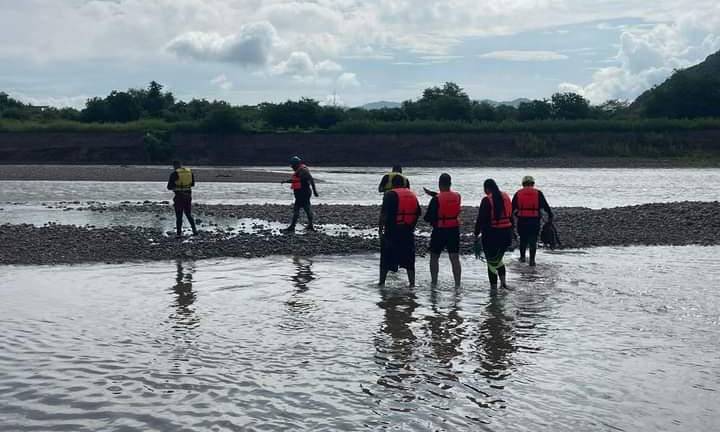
(2, 167, 719, 208)
(1, 246, 718, 431)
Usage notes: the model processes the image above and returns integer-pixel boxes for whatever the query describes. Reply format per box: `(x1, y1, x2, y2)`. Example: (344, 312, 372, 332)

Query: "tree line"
(2, 74, 719, 133)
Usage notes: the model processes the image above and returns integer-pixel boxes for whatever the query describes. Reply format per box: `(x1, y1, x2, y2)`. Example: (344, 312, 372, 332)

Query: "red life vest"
(290, 164, 306, 190)
(516, 186, 540, 218)
(489, 192, 513, 229)
(394, 188, 419, 226)
(436, 191, 461, 228)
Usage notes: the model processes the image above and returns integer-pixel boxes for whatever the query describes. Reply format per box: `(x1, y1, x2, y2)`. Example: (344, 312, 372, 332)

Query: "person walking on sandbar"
(379, 175, 421, 286)
(378, 165, 410, 193)
(281, 156, 319, 233)
(423, 173, 462, 287)
(167, 160, 198, 238)
(474, 179, 513, 290)
(512, 175, 553, 266)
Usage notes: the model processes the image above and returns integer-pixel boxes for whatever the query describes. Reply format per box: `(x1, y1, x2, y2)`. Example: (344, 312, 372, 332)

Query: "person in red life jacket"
(166, 160, 198, 238)
(281, 156, 319, 233)
(512, 175, 553, 266)
(379, 175, 421, 287)
(474, 179, 513, 290)
(423, 173, 462, 287)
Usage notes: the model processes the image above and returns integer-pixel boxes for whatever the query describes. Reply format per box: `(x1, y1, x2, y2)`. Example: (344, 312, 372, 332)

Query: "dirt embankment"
(1, 201, 717, 265)
(1, 131, 720, 166)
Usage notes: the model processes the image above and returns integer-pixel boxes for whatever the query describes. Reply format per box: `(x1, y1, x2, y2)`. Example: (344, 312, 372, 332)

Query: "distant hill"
(360, 101, 402, 110)
(631, 50, 720, 118)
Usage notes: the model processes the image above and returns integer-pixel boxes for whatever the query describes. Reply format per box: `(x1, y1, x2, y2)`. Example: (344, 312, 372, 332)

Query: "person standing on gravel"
(167, 160, 198, 238)
(379, 175, 421, 287)
(423, 173, 462, 287)
(378, 165, 410, 193)
(281, 156, 319, 233)
(474, 179, 513, 290)
(512, 175, 553, 266)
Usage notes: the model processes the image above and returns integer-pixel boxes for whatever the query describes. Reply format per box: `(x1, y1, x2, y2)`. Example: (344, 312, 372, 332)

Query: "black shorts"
(430, 227, 460, 254)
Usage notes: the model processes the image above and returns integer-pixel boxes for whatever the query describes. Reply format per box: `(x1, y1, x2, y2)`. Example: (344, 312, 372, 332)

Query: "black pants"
(517, 218, 540, 261)
(290, 193, 313, 227)
(174, 192, 197, 235)
(482, 228, 512, 285)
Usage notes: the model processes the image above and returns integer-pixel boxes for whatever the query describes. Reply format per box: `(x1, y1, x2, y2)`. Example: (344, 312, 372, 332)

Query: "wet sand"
(1, 201, 718, 265)
(0, 164, 288, 183)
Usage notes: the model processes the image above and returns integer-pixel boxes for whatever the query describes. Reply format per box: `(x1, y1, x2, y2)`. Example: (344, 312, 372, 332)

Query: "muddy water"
(1, 246, 718, 431)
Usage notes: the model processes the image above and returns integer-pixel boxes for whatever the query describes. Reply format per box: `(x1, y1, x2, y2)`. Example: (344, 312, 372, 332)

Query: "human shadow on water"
(373, 286, 419, 399)
(477, 291, 515, 382)
(170, 260, 199, 329)
(284, 256, 317, 318)
(425, 286, 465, 369)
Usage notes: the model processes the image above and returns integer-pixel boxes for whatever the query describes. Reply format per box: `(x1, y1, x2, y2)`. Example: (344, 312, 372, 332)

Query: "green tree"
(518, 99, 552, 121)
(551, 92, 591, 119)
(105, 91, 141, 122)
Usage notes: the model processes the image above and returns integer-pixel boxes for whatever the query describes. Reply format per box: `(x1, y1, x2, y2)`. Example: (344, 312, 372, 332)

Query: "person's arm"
(539, 191, 553, 220)
(378, 175, 389, 193)
(474, 198, 490, 237)
(511, 192, 519, 217)
(406, 178, 411, 188)
(379, 192, 390, 236)
(423, 197, 438, 226)
(191, 172, 195, 188)
(167, 172, 177, 191)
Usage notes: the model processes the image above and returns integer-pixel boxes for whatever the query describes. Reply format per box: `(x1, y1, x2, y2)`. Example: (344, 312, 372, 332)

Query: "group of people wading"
(168, 157, 553, 290)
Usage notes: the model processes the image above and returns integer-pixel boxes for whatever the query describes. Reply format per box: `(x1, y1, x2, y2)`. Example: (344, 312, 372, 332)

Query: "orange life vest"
(394, 188, 419, 226)
(436, 191, 461, 228)
(489, 192, 513, 229)
(291, 164, 306, 190)
(516, 186, 540, 218)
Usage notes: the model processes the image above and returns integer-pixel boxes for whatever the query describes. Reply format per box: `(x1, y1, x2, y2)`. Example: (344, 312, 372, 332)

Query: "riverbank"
(2, 131, 719, 166)
(1, 201, 717, 265)
(0, 165, 287, 182)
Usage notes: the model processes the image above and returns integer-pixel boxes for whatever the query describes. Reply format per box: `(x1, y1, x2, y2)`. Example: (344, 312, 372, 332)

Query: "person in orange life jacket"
(378, 164, 410, 193)
(379, 175, 421, 287)
(474, 179, 513, 290)
(281, 156, 319, 233)
(512, 175, 553, 266)
(423, 173, 462, 287)
(167, 160, 198, 238)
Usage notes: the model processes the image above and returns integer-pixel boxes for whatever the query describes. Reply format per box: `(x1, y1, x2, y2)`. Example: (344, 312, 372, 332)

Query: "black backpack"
(541, 221, 561, 249)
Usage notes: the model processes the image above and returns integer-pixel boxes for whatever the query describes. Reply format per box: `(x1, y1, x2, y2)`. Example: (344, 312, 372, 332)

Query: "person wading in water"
(474, 179, 513, 290)
(167, 160, 198, 238)
(512, 175, 553, 266)
(423, 173, 462, 287)
(379, 175, 421, 287)
(281, 156, 319, 233)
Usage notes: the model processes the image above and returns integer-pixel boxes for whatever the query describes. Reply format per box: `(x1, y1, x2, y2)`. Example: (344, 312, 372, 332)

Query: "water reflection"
(425, 287, 464, 368)
(375, 287, 419, 397)
(170, 260, 198, 328)
(285, 257, 317, 319)
(477, 292, 515, 381)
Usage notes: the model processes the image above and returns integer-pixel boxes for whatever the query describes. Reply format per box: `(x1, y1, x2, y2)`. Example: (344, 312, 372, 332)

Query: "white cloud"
(337, 72, 360, 89)
(561, 6, 720, 102)
(271, 51, 344, 80)
(478, 50, 569, 62)
(210, 74, 233, 90)
(167, 21, 277, 66)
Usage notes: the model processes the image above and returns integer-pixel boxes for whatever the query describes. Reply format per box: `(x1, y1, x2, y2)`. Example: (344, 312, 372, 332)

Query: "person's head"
(290, 155, 302, 169)
(392, 164, 402, 173)
(438, 173, 452, 191)
(484, 178, 504, 219)
(173, 160, 182, 169)
(391, 173, 406, 189)
(522, 175, 535, 187)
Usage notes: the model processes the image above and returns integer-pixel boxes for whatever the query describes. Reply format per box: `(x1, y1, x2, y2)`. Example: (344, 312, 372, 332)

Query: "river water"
(1, 247, 719, 431)
(2, 167, 719, 231)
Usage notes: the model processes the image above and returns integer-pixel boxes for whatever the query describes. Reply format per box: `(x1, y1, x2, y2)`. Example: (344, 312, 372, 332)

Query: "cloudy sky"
(2, 0, 719, 107)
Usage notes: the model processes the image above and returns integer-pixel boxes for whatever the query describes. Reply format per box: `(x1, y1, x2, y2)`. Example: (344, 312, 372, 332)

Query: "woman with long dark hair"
(474, 179, 514, 289)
